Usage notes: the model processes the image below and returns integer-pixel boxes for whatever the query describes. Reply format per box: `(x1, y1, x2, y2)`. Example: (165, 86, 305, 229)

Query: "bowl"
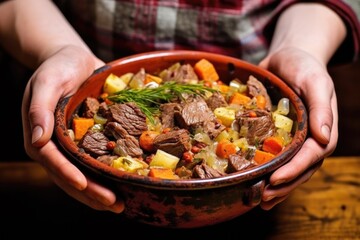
(54, 50, 308, 228)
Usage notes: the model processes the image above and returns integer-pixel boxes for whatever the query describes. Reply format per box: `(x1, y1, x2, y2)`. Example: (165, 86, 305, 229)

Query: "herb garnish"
(107, 81, 216, 123)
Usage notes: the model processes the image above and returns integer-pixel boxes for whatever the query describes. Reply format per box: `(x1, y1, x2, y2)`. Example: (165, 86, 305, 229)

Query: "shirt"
(54, 0, 360, 64)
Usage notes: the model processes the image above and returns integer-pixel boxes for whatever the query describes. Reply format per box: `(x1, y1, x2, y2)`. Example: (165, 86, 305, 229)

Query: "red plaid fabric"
(54, 0, 360, 64)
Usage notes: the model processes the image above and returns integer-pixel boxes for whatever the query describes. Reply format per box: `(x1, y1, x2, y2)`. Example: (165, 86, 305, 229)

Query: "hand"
(258, 47, 338, 210)
(21, 45, 124, 213)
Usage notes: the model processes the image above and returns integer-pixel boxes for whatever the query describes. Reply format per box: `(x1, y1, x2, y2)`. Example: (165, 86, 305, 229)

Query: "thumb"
(24, 73, 64, 148)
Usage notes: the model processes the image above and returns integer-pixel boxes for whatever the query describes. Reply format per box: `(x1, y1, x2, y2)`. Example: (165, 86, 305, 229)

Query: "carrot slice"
(256, 95, 267, 110)
(194, 59, 219, 82)
(139, 130, 159, 152)
(229, 92, 251, 105)
(262, 136, 284, 155)
(216, 139, 237, 159)
(254, 149, 275, 164)
(148, 167, 179, 179)
(72, 117, 95, 141)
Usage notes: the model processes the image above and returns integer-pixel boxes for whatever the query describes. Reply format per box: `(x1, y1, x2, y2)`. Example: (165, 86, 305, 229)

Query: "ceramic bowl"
(54, 50, 307, 228)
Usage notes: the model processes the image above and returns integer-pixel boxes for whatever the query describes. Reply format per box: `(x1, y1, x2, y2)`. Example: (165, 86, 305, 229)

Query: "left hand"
(258, 47, 338, 210)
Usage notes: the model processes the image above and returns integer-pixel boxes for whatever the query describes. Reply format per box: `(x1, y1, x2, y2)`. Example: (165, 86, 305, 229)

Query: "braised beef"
(174, 95, 216, 129)
(227, 153, 253, 173)
(114, 135, 143, 158)
(202, 119, 226, 139)
(162, 64, 199, 84)
(78, 131, 110, 157)
(153, 129, 191, 158)
(175, 166, 193, 179)
(206, 91, 228, 111)
(193, 163, 225, 179)
(97, 155, 118, 166)
(103, 122, 128, 139)
(82, 97, 100, 118)
(236, 109, 275, 145)
(160, 102, 180, 129)
(247, 75, 272, 111)
(109, 102, 148, 136)
(98, 102, 110, 119)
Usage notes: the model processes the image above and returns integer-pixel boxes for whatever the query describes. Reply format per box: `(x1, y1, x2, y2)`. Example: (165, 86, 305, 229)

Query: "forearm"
(269, 2, 347, 65)
(0, 0, 92, 69)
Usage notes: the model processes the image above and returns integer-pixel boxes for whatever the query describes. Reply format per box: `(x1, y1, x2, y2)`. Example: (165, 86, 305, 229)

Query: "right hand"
(21, 45, 125, 213)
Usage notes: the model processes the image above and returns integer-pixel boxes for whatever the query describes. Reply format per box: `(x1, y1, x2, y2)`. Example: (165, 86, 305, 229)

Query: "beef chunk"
(82, 97, 100, 118)
(109, 102, 148, 136)
(162, 64, 199, 84)
(236, 109, 275, 145)
(98, 102, 111, 119)
(227, 153, 253, 173)
(175, 95, 215, 130)
(247, 75, 272, 111)
(193, 163, 225, 179)
(114, 135, 143, 158)
(206, 91, 228, 111)
(202, 119, 226, 139)
(78, 131, 109, 157)
(153, 129, 191, 158)
(96, 155, 118, 166)
(103, 122, 128, 140)
(160, 102, 180, 129)
(175, 166, 193, 179)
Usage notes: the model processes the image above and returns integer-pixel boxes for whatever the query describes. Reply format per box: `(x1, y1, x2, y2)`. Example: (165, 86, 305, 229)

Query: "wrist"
(268, 3, 346, 64)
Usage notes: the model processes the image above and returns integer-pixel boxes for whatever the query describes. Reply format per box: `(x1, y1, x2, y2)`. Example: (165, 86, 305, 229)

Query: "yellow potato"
(214, 107, 235, 127)
(103, 73, 130, 95)
(272, 113, 293, 133)
(150, 149, 180, 170)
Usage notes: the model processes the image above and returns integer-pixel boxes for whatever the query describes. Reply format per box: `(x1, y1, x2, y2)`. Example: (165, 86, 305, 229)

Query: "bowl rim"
(54, 50, 308, 190)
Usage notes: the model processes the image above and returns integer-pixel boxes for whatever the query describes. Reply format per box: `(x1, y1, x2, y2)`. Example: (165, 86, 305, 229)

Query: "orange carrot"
(248, 110, 257, 118)
(194, 59, 219, 82)
(144, 73, 163, 85)
(256, 95, 267, 110)
(262, 136, 284, 155)
(216, 139, 237, 159)
(217, 84, 230, 94)
(139, 130, 159, 152)
(229, 92, 251, 105)
(148, 167, 179, 179)
(72, 117, 95, 141)
(254, 149, 275, 164)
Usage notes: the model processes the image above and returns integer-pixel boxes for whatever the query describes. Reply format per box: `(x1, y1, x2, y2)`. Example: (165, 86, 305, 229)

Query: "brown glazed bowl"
(54, 50, 307, 228)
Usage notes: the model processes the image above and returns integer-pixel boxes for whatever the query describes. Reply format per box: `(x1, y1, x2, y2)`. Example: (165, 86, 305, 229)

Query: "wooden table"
(0, 156, 359, 239)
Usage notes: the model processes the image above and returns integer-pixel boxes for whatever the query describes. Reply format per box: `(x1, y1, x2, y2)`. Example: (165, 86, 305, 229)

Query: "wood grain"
(268, 157, 360, 240)
(0, 157, 359, 239)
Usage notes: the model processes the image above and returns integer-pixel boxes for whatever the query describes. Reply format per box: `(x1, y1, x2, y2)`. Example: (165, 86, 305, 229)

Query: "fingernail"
(273, 179, 285, 186)
(264, 195, 275, 201)
(108, 202, 125, 213)
(32, 125, 43, 144)
(321, 125, 330, 142)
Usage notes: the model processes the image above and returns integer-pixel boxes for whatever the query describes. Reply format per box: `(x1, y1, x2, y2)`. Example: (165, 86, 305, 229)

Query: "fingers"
(49, 171, 125, 213)
(261, 158, 324, 210)
(258, 48, 338, 209)
(264, 49, 336, 146)
(27, 71, 62, 147)
(24, 46, 104, 148)
(29, 139, 124, 213)
(302, 71, 336, 145)
(20, 46, 119, 213)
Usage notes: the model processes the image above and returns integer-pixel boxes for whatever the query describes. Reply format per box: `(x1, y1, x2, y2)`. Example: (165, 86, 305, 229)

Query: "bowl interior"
(54, 50, 308, 189)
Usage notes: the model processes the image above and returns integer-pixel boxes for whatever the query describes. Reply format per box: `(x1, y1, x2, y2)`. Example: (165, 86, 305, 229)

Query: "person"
(0, 0, 359, 213)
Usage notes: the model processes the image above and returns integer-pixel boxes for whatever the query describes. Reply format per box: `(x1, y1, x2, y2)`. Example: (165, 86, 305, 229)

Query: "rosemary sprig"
(107, 81, 216, 123)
